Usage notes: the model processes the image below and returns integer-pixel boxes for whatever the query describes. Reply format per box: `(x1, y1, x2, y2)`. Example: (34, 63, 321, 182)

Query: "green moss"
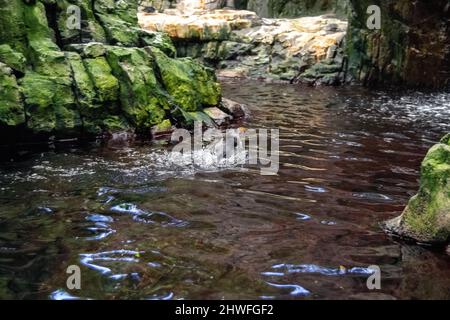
(141, 31, 176, 57)
(19, 72, 81, 134)
(102, 115, 130, 132)
(0, 0, 28, 56)
(93, 0, 141, 46)
(0, 0, 224, 139)
(105, 46, 169, 129)
(151, 48, 221, 112)
(392, 139, 450, 243)
(153, 119, 172, 132)
(56, 0, 107, 45)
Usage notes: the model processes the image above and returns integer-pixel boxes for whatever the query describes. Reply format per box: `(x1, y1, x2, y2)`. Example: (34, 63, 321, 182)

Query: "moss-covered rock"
(0, 44, 27, 74)
(346, 0, 450, 88)
(0, 0, 28, 56)
(0, 0, 223, 141)
(384, 135, 450, 244)
(83, 56, 120, 103)
(151, 47, 221, 112)
(0, 63, 25, 127)
(105, 46, 169, 129)
(55, 0, 107, 45)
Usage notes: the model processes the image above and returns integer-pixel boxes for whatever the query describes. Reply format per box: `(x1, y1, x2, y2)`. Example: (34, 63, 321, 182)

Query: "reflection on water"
(0, 80, 450, 299)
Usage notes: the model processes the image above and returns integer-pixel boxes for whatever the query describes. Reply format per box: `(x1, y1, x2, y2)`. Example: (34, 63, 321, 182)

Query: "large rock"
(0, 0, 225, 142)
(105, 46, 168, 129)
(346, 0, 450, 88)
(384, 135, 450, 244)
(139, 9, 348, 82)
(151, 47, 222, 111)
(246, 0, 348, 18)
(145, 0, 348, 18)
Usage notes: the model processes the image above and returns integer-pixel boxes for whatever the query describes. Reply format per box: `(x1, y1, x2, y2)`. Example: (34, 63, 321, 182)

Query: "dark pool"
(1, 80, 450, 299)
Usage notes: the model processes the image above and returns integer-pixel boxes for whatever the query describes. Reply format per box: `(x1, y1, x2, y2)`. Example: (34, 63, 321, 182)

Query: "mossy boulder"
(83, 56, 120, 103)
(384, 135, 450, 244)
(0, 44, 27, 74)
(346, 0, 450, 88)
(246, 0, 348, 18)
(0, 0, 28, 56)
(55, 0, 107, 45)
(105, 46, 169, 129)
(0, 63, 25, 127)
(151, 48, 222, 112)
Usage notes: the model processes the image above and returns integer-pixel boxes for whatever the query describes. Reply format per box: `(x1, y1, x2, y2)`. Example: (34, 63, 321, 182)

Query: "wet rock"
(246, 0, 348, 18)
(106, 131, 136, 149)
(20, 71, 81, 134)
(151, 119, 175, 139)
(83, 57, 120, 103)
(67, 43, 107, 58)
(383, 134, 450, 244)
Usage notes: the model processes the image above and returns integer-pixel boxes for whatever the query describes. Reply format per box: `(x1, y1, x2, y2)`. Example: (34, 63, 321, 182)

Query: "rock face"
(145, 0, 348, 18)
(245, 0, 348, 18)
(0, 0, 223, 142)
(139, 9, 348, 83)
(346, 0, 450, 88)
(384, 135, 450, 244)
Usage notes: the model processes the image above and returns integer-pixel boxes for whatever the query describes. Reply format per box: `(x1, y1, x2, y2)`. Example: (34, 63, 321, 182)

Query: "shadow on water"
(0, 80, 450, 299)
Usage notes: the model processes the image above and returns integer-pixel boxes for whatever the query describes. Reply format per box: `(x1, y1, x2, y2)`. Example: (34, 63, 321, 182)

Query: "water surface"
(1, 80, 450, 299)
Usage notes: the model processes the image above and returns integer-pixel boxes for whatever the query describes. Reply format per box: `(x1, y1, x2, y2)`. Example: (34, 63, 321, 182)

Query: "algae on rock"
(0, 63, 25, 127)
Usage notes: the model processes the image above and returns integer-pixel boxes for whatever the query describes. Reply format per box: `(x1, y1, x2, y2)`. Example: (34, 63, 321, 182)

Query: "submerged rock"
(383, 134, 450, 244)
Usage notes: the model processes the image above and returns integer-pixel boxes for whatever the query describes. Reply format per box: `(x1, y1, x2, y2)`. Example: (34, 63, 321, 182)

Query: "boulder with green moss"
(383, 135, 450, 244)
(106, 46, 169, 129)
(151, 48, 221, 112)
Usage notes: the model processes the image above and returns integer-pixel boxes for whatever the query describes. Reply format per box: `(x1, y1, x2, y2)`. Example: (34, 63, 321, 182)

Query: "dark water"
(1, 80, 450, 300)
